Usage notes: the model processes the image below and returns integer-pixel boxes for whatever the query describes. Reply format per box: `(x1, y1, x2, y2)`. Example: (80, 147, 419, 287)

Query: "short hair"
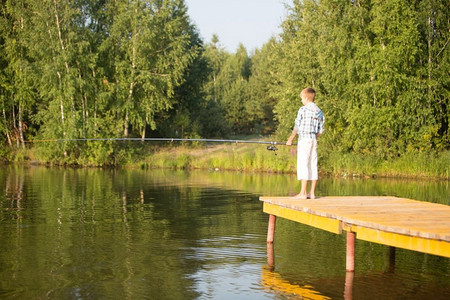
(302, 87, 316, 101)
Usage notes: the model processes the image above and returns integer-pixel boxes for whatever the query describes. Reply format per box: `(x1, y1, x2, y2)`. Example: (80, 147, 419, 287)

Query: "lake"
(0, 165, 449, 299)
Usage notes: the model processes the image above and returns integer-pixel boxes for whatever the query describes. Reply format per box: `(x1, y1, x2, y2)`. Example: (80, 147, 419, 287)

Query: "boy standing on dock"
(286, 88, 325, 199)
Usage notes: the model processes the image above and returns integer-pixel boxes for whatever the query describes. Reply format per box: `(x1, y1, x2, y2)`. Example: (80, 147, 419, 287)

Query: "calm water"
(0, 165, 449, 299)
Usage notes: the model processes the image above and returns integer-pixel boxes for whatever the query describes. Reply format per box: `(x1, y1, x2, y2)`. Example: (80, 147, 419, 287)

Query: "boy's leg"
(300, 180, 308, 197)
(296, 139, 308, 198)
(297, 138, 313, 180)
(296, 138, 316, 199)
(310, 139, 318, 179)
(310, 180, 317, 199)
(309, 139, 318, 198)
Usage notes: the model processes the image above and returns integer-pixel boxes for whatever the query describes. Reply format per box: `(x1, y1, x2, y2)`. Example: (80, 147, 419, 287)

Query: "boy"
(286, 88, 325, 199)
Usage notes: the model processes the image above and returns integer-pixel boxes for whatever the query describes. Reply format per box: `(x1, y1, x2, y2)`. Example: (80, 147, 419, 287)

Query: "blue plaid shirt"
(294, 103, 325, 139)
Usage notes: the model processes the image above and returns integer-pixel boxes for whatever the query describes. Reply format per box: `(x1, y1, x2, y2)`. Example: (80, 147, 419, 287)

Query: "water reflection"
(264, 242, 334, 299)
(264, 242, 450, 300)
(264, 219, 449, 300)
(344, 271, 354, 300)
(261, 265, 331, 299)
(5, 170, 24, 208)
(0, 166, 449, 299)
(265, 245, 402, 299)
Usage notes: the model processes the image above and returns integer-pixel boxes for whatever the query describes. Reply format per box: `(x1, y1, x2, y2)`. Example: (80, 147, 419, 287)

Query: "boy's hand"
(286, 130, 297, 145)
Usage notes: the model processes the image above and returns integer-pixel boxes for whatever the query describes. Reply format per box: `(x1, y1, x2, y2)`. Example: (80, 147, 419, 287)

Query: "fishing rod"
(26, 137, 295, 154)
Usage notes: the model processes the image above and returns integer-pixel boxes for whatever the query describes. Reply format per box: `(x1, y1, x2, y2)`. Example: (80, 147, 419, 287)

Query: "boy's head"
(301, 87, 316, 105)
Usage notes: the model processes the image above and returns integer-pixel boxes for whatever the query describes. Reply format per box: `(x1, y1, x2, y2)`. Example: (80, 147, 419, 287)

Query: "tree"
(271, 0, 449, 157)
(246, 39, 280, 134)
(200, 35, 231, 137)
(19, 0, 98, 160)
(1, 0, 36, 149)
(104, 0, 198, 140)
(415, 0, 449, 150)
(153, 8, 208, 139)
(273, 0, 321, 138)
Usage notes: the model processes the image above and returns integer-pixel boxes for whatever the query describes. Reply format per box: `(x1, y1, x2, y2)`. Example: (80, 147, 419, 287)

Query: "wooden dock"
(260, 196, 450, 271)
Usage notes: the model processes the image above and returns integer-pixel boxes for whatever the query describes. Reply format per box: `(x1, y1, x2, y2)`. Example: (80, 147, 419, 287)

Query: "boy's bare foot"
(293, 194, 308, 199)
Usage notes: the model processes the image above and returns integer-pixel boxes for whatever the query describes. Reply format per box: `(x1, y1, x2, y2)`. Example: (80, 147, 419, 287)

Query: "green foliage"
(78, 141, 115, 166)
(200, 39, 271, 136)
(104, 0, 198, 137)
(246, 39, 279, 134)
(0, 0, 447, 176)
(1, 0, 206, 164)
(272, 0, 449, 157)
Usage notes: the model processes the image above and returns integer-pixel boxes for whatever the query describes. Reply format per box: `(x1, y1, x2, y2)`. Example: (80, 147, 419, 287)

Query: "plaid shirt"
(294, 103, 325, 139)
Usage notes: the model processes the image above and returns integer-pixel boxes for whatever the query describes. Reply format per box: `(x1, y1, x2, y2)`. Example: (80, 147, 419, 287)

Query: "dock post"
(346, 231, 355, 272)
(267, 214, 276, 243)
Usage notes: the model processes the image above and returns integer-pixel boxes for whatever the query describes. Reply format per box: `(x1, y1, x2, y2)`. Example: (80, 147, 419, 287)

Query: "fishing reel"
(266, 145, 278, 155)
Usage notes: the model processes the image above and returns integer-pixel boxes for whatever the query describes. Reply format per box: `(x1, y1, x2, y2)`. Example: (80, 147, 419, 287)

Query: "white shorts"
(297, 138, 318, 180)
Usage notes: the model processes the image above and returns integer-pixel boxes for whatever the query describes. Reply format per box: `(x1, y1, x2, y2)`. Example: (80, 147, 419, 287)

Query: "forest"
(0, 0, 448, 174)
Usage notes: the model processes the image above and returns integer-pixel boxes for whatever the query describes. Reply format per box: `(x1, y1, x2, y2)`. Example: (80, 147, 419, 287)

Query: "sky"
(185, 0, 287, 52)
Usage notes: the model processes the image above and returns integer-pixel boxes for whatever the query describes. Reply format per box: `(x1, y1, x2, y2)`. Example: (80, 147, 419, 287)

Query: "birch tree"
(104, 0, 197, 139)
(1, 0, 35, 149)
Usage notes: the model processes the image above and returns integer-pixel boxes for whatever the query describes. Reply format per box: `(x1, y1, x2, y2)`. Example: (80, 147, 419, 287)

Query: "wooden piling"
(267, 214, 276, 243)
(346, 231, 355, 272)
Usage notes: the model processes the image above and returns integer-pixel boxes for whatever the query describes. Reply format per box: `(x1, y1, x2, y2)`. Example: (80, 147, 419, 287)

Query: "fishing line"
(25, 137, 296, 155)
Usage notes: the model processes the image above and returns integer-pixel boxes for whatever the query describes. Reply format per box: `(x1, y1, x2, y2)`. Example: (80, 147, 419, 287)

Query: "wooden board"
(260, 196, 450, 258)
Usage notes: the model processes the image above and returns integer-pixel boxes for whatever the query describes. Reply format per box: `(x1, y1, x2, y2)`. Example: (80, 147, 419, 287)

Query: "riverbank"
(3, 142, 449, 179)
(135, 143, 449, 180)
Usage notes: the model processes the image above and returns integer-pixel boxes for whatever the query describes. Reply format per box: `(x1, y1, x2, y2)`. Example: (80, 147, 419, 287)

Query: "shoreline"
(2, 144, 448, 180)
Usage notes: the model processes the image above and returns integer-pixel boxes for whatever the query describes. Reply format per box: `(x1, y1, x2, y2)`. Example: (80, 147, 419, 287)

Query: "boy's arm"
(286, 129, 297, 145)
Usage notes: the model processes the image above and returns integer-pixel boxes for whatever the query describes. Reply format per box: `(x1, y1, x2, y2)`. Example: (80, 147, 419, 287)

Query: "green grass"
(3, 141, 449, 179)
(138, 145, 449, 179)
(320, 150, 450, 179)
(138, 144, 296, 173)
